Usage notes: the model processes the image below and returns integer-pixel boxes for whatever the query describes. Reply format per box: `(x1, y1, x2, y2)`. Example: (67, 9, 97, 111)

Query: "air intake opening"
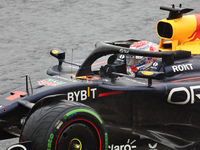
(157, 22, 173, 38)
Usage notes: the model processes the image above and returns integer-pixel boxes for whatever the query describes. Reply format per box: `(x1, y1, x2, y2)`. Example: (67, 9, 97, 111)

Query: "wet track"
(0, 0, 199, 149)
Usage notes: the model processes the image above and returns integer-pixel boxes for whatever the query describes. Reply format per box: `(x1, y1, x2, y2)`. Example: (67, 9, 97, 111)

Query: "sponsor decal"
(152, 62, 158, 67)
(67, 87, 97, 101)
(119, 48, 129, 54)
(149, 143, 157, 150)
(168, 85, 200, 104)
(142, 71, 154, 76)
(116, 54, 126, 62)
(171, 64, 193, 72)
(55, 120, 64, 130)
(38, 78, 65, 86)
(47, 133, 54, 150)
(108, 139, 137, 150)
(119, 54, 125, 59)
(5, 91, 27, 101)
(151, 62, 159, 70)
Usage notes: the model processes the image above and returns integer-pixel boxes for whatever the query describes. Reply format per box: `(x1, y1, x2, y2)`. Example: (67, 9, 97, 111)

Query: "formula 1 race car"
(3, 5, 200, 150)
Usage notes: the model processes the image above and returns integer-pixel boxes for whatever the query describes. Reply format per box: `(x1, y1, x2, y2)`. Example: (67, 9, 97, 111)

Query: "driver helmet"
(126, 41, 159, 75)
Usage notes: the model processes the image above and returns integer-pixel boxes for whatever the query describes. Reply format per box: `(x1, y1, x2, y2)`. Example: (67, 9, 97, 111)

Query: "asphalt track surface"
(0, 0, 199, 149)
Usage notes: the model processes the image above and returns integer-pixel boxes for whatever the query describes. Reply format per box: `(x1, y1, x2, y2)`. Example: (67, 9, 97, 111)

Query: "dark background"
(0, 0, 199, 148)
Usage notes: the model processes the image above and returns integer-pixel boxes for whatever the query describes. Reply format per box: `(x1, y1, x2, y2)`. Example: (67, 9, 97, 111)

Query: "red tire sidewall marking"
(55, 118, 102, 150)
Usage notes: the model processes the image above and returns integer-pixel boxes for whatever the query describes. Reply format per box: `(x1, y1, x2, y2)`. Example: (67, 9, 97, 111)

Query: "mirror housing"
(135, 71, 165, 87)
(50, 49, 65, 66)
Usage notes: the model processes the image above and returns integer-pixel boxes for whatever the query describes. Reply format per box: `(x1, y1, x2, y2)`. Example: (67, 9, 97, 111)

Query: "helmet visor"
(126, 55, 144, 66)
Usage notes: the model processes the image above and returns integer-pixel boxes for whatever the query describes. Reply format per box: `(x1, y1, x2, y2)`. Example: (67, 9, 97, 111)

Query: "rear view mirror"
(136, 71, 165, 80)
(50, 49, 65, 60)
(136, 71, 165, 87)
(50, 49, 65, 66)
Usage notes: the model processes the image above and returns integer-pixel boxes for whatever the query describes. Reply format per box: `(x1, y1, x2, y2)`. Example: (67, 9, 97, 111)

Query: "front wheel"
(20, 100, 108, 150)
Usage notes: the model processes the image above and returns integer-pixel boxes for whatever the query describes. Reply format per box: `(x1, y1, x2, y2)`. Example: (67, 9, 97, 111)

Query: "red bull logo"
(189, 13, 200, 41)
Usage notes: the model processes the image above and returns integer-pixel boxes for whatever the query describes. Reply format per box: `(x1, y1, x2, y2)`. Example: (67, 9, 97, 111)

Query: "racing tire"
(20, 100, 108, 150)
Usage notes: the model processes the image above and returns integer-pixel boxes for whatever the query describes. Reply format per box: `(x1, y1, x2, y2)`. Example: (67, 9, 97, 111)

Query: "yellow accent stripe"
(88, 87, 90, 97)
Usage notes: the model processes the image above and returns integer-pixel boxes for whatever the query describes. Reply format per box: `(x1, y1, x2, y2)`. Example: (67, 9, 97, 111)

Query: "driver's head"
(126, 41, 159, 75)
